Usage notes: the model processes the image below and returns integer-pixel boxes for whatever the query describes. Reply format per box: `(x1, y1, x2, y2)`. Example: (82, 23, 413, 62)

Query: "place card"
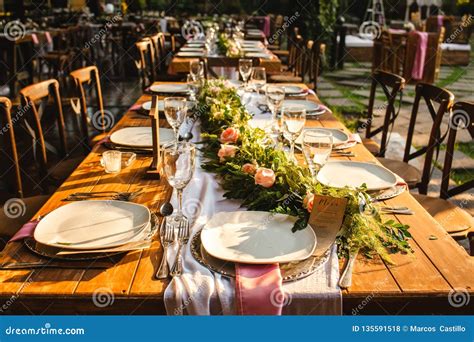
(308, 195, 347, 256)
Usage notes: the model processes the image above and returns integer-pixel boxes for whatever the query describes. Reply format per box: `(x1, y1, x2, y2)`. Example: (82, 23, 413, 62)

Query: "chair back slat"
(440, 101, 474, 199)
(0, 97, 23, 197)
(19, 79, 67, 174)
(70, 66, 105, 150)
(404, 83, 454, 193)
(365, 70, 406, 157)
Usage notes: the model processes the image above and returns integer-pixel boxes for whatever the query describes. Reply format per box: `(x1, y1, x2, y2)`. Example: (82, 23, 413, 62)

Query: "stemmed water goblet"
(190, 60, 204, 81)
(301, 129, 334, 178)
(238, 58, 253, 90)
(164, 97, 188, 146)
(250, 66, 266, 95)
(281, 106, 306, 161)
(265, 85, 285, 134)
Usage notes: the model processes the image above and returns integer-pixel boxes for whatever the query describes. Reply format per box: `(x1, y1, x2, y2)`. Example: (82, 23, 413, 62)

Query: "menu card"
(308, 195, 347, 256)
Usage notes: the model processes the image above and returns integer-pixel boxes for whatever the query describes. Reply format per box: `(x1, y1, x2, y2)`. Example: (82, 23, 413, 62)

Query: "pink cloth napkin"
(31, 33, 39, 45)
(235, 263, 284, 315)
(411, 31, 428, 80)
(437, 15, 444, 29)
(129, 103, 142, 111)
(45, 31, 52, 44)
(10, 220, 39, 242)
(96, 136, 111, 146)
(263, 16, 270, 37)
(388, 28, 406, 34)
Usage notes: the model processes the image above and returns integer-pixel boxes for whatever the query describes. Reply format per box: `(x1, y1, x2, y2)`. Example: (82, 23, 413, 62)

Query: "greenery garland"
(216, 33, 242, 57)
(196, 80, 412, 263)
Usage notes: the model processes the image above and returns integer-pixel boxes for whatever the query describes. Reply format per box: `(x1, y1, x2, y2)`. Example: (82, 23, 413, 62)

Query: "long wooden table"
(0, 82, 473, 315)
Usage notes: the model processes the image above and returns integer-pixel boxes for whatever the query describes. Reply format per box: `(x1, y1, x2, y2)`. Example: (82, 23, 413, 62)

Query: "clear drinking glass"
(238, 58, 253, 89)
(164, 97, 188, 145)
(302, 129, 333, 178)
(282, 106, 306, 161)
(189, 60, 204, 81)
(250, 66, 267, 94)
(162, 142, 196, 223)
(265, 85, 285, 132)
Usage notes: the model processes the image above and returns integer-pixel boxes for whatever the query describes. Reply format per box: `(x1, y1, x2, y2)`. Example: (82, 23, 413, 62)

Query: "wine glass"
(190, 60, 204, 81)
(186, 74, 200, 101)
(250, 66, 266, 94)
(282, 106, 306, 161)
(265, 85, 285, 133)
(162, 142, 196, 224)
(302, 129, 333, 178)
(238, 58, 253, 89)
(164, 97, 188, 145)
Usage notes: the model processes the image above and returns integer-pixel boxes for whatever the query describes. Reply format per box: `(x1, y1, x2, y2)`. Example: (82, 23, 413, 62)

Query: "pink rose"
(217, 144, 237, 162)
(254, 167, 276, 188)
(242, 163, 257, 175)
(219, 127, 240, 144)
(303, 193, 314, 213)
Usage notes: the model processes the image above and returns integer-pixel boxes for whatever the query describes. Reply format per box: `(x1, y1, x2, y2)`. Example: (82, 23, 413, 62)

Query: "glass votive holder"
(100, 151, 136, 174)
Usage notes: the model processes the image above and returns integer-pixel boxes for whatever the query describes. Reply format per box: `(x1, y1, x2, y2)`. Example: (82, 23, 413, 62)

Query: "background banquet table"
(168, 56, 282, 75)
(0, 82, 472, 315)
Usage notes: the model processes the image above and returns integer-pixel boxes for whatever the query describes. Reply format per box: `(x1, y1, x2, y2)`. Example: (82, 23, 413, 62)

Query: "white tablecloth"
(164, 95, 342, 315)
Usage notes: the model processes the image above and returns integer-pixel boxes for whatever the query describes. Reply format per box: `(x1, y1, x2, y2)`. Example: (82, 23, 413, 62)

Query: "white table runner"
(164, 96, 342, 315)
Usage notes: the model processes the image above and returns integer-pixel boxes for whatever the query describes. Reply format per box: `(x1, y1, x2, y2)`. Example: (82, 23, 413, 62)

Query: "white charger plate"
(34, 201, 150, 250)
(296, 128, 350, 146)
(110, 127, 174, 148)
(149, 84, 189, 94)
(181, 47, 204, 52)
(201, 211, 316, 264)
(317, 161, 398, 191)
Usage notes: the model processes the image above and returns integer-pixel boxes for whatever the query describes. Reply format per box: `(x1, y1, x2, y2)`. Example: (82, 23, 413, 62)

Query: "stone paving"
(318, 53, 473, 229)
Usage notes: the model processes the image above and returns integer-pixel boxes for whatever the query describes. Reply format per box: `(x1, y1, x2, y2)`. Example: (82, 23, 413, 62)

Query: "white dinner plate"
(110, 127, 174, 148)
(34, 201, 150, 250)
(296, 128, 350, 146)
(282, 85, 306, 95)
(177, 52, 205, 57)
(281, 100, 321, 114)
(149, 84, 189, 94)
(201, 211, 317, 264)
(242, 47, 265, 52)
(317, 161, 398, 191)
(245, 52, 272, 59)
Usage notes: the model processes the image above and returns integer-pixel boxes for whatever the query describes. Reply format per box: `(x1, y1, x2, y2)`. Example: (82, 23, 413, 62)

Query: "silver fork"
(155, 218, 174, 279)
(170, 219, 190, 277)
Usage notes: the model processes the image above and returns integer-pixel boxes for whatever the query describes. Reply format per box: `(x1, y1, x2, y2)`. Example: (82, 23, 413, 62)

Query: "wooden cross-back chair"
(412, 101, 474, 253)
(363, 70, 406, 157)
(268, 36, 310, 84)
(135, 39, 156, 89)
(149, 33, 184, 81)
(70, 65, 106, 152)
(0, 97, 50, 243)
(19, 79, 82, 187)
(378, 83, 455, 189)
